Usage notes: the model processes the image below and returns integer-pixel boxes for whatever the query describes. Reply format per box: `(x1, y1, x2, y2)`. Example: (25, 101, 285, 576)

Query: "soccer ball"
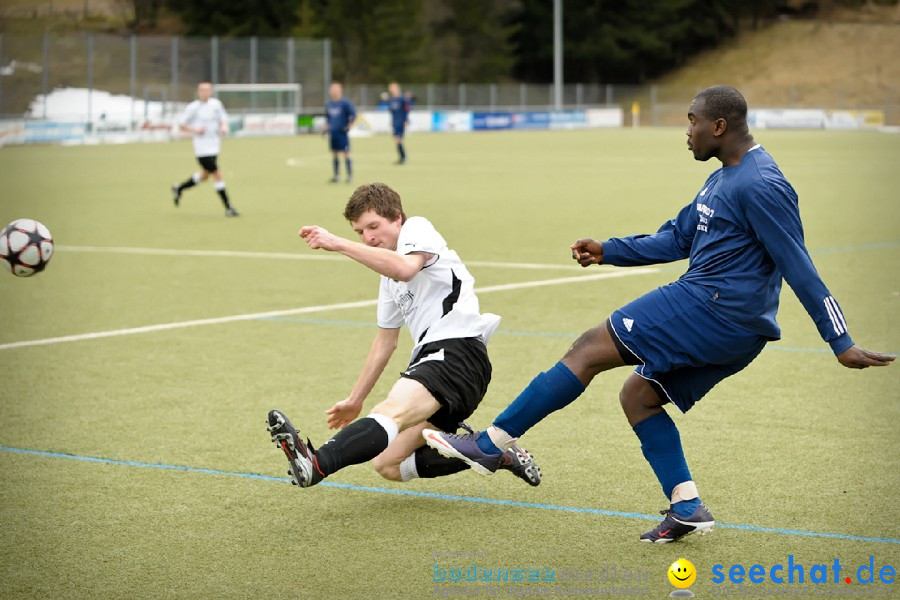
(0, 218, 54, 277)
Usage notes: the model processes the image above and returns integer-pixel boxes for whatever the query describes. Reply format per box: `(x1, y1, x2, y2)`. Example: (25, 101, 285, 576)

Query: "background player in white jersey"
(171, 81, 239, 217)
(266, 182, 541, 488)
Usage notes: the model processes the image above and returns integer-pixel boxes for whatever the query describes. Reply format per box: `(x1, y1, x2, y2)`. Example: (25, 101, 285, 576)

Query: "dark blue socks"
(397, 143, 406, 160)
(332, 157, 339, 176)
(345, 158, 352, 177)
(633, 410, 699, 517)
(673, 497, 702, 518)
(494, 362, 586, 438)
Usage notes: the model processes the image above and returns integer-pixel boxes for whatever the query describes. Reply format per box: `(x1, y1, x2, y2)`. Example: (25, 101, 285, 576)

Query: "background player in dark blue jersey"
(325, 82, 356, 183)
(424, 85, 894, 544)
(388, 82, 411, 164)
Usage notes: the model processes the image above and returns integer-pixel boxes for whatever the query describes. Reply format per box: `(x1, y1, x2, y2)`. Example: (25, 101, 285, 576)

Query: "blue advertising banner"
(24, 121, 87, 143)
(472, 112, 513, 130)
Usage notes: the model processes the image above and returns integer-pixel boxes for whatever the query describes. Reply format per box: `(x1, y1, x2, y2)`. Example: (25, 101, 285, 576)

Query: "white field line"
(0, 268, 658, 351)
(56, 245, 587, 271)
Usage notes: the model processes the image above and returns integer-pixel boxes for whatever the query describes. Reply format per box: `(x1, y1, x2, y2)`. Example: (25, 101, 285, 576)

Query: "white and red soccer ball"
(0, 219, 54, 277)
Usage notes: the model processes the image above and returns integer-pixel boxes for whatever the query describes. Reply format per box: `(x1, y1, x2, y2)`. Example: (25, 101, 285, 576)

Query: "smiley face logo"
(668, 558, 696, 589)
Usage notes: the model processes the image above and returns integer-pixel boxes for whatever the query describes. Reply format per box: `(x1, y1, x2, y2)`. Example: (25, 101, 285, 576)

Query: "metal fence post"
(286, 37, 295, 84)
(250, 36, 257, 85)
(460, 83, 466, 109)
(490, 84, 496, 111)
(650, 84, 657, 126)
(171, 36, 179, 114)
(520, 83, 525, 111)
(87, 34, 93, 129)
(323, 38, 331, 103)
(42, 34, 49, 118)
(250, 36, 257, 109)
(605, 84, 612, 106)
(211, 36, 218, 84)
(130, 34, 136, 129)
(0, 34, 4, 117)
(427, 83, 433, 110)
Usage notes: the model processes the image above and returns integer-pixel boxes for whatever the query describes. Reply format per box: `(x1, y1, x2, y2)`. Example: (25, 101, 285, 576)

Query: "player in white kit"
(171, 82, 239, 217)
(266, 182, 541, 488)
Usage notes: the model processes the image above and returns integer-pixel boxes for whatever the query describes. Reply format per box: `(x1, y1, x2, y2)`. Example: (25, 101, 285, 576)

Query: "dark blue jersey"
(326, 98, 356, 132)
(601, 145, 853, 354)
(388, 95, 410, 128)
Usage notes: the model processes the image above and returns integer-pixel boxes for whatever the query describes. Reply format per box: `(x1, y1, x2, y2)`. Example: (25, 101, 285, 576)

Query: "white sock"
(486, 425, 516, 452)
(367, 413, 399, 445)
(399, 454, 418, 482)
(214, 180, 226, 191)
(192, 172, 201, 183)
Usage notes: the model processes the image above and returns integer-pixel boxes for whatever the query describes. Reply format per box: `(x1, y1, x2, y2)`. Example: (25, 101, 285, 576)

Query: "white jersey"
(179, 98, 228, 157)
(377, 216, 499, 355)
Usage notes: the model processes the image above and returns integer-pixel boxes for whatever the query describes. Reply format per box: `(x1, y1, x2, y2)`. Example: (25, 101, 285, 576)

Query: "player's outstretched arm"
(836, 345, 895, 369)
(326, 327, 401, 429)
(300, 225, 427, 281)
(571, 238, 603, 267)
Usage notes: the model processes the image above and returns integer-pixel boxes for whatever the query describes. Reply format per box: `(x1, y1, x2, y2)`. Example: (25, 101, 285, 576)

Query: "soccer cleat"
(172, 184, 181, 206)
(345, 176, 352, 184)
(500, 443, 542, 486)
(328, 176, 339, 183)
(639, 504, 715, 543)
(225, 207, 240, 217)
(422, 428, 502, 476)
(267, 409, 322, 488)
(458, 423, 541, 486)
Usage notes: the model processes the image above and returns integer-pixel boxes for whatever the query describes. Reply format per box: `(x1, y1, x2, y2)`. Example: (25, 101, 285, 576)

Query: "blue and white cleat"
(456, 423, 541, 486)
(422, 428, 503, 476)
(639, 504, 715, 543)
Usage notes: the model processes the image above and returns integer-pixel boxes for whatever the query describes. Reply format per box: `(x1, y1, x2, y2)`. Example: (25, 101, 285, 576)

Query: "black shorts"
(400, 337, 491, 433)
(197, 155, 219, 173)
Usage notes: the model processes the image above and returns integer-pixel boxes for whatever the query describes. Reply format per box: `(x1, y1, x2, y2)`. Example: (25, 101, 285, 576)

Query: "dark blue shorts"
(608, 281, 767, 413)
(392, 123, 406, 138)
(329, 131, 350, 152)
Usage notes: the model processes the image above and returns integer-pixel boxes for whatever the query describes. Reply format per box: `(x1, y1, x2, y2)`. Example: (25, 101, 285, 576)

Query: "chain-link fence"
(343, 82, 900, 126)
(1, 33, 898, 125)
(0, 33, 329, 121)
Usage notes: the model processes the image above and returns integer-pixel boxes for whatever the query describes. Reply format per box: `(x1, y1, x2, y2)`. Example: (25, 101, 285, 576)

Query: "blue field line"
(1, 445, 898, 546)
(256, 316, 870, 354)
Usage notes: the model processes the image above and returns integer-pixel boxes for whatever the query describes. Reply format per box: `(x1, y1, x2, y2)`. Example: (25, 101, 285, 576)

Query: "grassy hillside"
(657, 4, 900, 117)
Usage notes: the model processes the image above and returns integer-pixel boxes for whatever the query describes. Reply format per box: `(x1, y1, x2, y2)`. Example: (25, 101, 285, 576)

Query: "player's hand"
(195, 127, 205, 135)
(299, 226, 343, 252)
(219, 124, 228, 136)
(325, 398, 363, 429)
(836, 345, 895, 369)
(571, 238, 604, 267)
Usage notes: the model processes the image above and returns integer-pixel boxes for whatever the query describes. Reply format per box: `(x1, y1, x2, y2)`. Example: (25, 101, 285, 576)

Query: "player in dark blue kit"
(388, 82, 410, 164)
(423, 85, 894, 543)
(325, 82, 357, 183)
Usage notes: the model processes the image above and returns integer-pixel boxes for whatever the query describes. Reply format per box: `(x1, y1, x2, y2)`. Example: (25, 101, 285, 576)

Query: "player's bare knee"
(564, 324, 621, 380)
(619, 376, 664, 424)
(371, 455, 402, 481)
